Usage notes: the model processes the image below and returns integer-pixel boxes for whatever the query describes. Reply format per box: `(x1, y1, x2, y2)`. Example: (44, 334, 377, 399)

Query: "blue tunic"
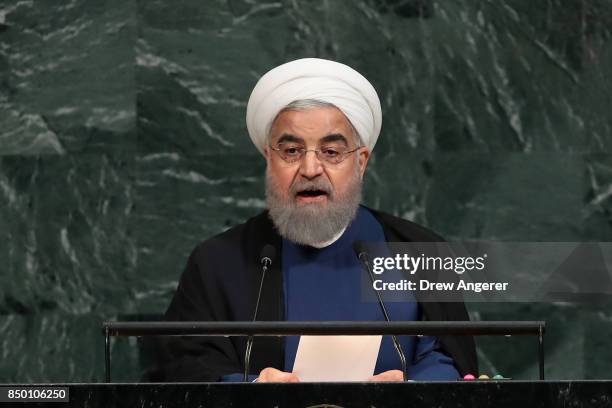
(281, 206, 459, 380)
(222, 206, 459, 382)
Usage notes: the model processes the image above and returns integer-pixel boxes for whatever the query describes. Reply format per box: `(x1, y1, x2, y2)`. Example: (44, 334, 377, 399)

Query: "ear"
(357, 147, 371, 179)
(263, 145, 271, 162)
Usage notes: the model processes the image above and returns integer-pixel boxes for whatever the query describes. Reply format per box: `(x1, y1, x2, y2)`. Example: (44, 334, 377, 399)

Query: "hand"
(256, 367, 300, 383)
(368, 369, 405, 382)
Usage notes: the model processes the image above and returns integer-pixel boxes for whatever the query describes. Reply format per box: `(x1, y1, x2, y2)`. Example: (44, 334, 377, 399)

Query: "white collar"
(309, 225, 348, 249)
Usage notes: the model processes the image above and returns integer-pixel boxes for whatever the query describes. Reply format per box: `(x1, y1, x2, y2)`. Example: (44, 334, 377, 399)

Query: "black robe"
(145, 208, 478, 382)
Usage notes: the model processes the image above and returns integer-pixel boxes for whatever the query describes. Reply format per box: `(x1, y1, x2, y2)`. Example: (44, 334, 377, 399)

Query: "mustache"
(289, 178, 334, 197)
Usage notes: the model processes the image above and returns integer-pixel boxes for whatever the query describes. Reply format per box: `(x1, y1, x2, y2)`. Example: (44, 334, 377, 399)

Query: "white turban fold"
(246, 58, 382, 155)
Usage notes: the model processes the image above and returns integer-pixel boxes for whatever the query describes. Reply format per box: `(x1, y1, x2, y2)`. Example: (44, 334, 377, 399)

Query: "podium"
(3, 381, 612, 407)
(103, 321, 546, 381)
(5, 321, 608, 407)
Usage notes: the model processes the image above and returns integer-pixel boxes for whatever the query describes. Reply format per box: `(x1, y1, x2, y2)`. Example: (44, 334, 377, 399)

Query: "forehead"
(270, 106, 354, 142)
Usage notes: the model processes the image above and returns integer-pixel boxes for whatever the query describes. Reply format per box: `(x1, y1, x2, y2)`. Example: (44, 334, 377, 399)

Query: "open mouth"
(295, 189, 328, 201)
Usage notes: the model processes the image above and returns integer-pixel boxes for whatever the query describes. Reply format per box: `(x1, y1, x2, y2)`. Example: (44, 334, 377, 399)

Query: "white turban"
(246, 58, 382, 155)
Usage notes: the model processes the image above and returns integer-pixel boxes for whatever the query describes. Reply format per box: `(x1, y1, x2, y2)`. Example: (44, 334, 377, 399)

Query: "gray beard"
(266, 166, 362, 247)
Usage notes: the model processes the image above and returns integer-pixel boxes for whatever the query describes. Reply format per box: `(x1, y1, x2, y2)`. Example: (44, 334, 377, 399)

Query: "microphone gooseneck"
(244, 244, 276, 381)
(353, 241, 408, 382)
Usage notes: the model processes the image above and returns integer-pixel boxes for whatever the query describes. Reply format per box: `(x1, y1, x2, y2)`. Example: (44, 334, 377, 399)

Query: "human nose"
(298, 150, 325, 179)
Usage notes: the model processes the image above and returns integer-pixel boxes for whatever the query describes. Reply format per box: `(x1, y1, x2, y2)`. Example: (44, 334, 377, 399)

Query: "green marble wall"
(0, 0, 611, 381)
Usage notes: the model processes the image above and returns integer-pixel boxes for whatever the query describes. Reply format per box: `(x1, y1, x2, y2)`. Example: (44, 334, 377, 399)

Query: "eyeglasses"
(269, 142, 361, 165)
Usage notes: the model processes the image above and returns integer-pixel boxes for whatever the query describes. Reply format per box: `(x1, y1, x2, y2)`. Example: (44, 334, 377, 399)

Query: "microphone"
(353, 241, 408, 381)
(244, 244, 276, 381)
(260, 244, 275, 270)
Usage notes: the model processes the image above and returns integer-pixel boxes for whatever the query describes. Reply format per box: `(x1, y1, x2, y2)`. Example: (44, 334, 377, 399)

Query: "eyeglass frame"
(268, 141, 363, 165)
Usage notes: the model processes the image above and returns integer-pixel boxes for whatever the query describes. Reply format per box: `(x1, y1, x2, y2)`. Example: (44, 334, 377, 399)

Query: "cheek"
(326, 167, 353, 193)
(269, 164, 296, 194)
(326, 160, 361, 195)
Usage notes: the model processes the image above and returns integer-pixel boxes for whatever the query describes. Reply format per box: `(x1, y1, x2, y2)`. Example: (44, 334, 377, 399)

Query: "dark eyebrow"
(276, 134, 304, 144)
(275, 133, 350, 145)
(320, 134, 349, 145)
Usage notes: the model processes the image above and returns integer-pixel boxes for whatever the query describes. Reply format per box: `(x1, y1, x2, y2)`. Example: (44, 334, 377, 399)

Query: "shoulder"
(190, 211, 274, 261)
(173, 211, 275, 301)
(365, 207, 444, 242)
(166, 212, 275, 320)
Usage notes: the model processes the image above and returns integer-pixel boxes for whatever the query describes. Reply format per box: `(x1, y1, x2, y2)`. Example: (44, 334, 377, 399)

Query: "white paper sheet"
(291, 335, 382, 382)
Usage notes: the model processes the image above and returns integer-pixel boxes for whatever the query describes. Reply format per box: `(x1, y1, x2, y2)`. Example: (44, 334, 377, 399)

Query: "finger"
(386, 370, 404, 382)
(258, 368, 300, 383)
(274, 371, 300, 383)
(368, 371, 403, 382)
(258, 367, 281, 382)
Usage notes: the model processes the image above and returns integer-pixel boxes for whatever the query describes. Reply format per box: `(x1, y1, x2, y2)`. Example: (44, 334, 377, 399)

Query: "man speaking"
(149, 58, 477, 382)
